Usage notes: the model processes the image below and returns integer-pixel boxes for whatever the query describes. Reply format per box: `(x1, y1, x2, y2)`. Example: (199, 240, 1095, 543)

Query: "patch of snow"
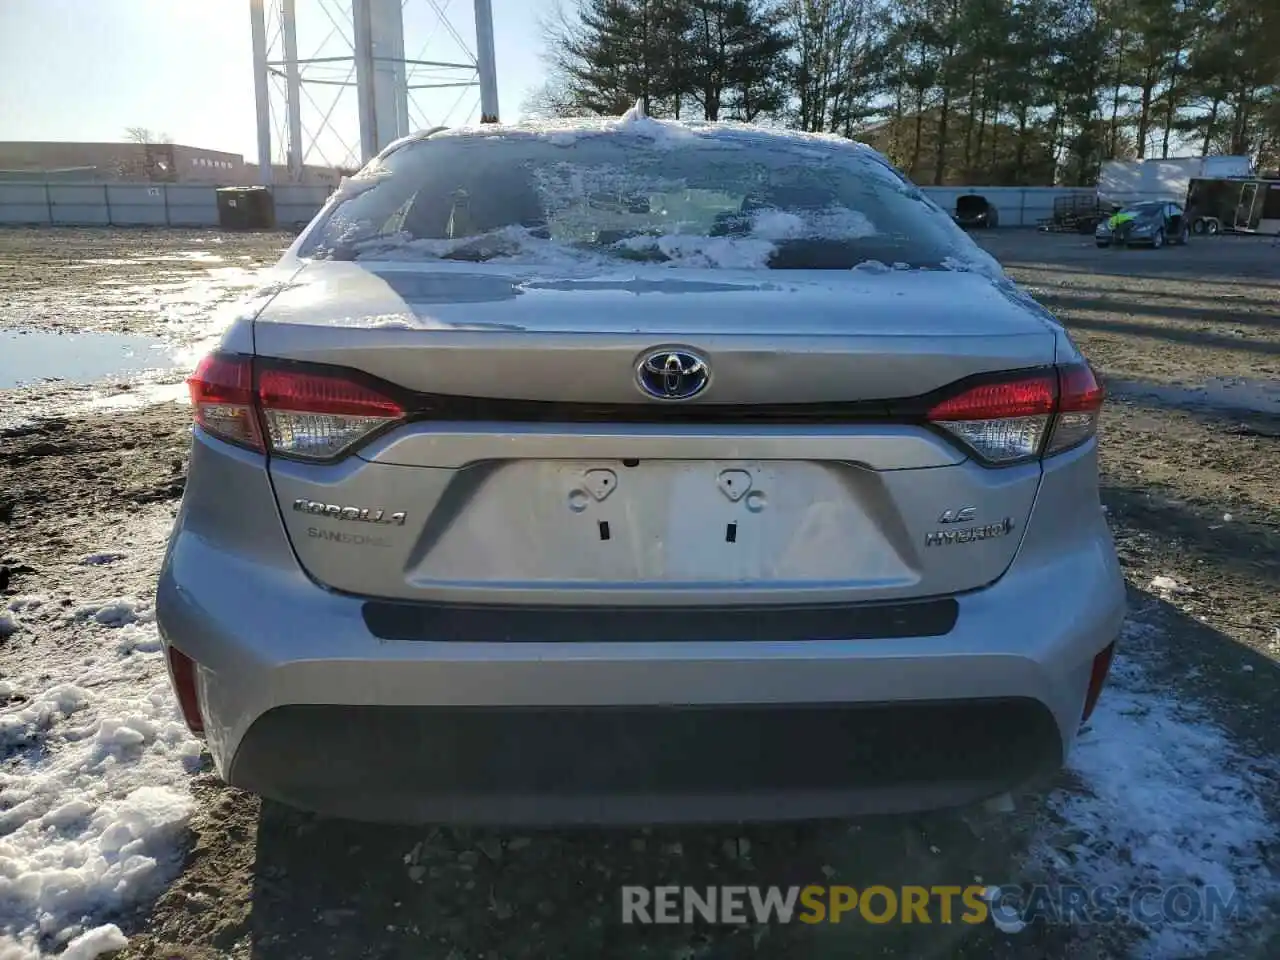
(940, 248, 1006, 281)
(1149, 574, 1193, 595)
(355, 314, 420, 330)
(750, 210, 807, 240)
(71, 599, 150, 628)
(750, 206, 877, 241)
(0, 684, 90, 750)
(59, 924, 127, 960)
(852, 260, 892, 274)
(0, 592, 200, 956)
(79, 554, 125, 567)
(349, 226, 594, 270)
(615, 234, 777, 270)
(428, 116, 885, 162)
(116, 627, 162, 655)
(81, 381, 190, 417)
(1033, 618, 1279, 955)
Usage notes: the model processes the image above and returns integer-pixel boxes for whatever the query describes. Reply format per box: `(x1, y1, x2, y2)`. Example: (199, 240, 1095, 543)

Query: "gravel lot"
(0, 227, 1277, 959)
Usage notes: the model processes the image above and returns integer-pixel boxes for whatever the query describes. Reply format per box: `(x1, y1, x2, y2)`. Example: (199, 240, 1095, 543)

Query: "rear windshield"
(298, 127, 996, 272)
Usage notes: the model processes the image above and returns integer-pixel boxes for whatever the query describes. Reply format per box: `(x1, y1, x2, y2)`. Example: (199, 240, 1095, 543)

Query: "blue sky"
(0, 0, 554, 167)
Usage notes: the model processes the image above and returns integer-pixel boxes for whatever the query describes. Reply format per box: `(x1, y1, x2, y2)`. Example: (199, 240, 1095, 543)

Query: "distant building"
(0, 141, 343, 187)
(0, 141, 249, 184)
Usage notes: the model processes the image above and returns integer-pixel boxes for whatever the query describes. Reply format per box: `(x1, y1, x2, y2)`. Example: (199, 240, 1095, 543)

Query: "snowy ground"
(0, 228, 1277, 958)
(0, 508, 201, 958)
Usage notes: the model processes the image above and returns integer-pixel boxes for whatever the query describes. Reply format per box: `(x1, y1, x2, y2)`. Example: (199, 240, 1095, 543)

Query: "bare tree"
(123, 127, 174, 145)
(115, 127, 178, 182)
(521, 76, 584, 119)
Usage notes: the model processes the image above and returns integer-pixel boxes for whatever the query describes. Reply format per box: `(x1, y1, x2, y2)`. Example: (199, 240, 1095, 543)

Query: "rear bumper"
(156, 437, 1125, 823)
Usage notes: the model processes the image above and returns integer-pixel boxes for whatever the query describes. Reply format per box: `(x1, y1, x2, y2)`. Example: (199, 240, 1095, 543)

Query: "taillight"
(926, 363, 1103, 464)
(187, 353, 405, 461)
(166, 645, 204, 734)
(257, 365, 404, 461)
(188, 354, 262, 451)
(927, 371, 1056, 463)
(1046, 362, 1104, 456)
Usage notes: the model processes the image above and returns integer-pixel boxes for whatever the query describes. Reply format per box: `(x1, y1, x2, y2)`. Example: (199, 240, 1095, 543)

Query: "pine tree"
(558, 0, 690, 116)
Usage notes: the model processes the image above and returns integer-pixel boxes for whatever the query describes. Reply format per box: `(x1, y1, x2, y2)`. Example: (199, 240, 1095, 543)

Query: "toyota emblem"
(636, 348, 710, 400)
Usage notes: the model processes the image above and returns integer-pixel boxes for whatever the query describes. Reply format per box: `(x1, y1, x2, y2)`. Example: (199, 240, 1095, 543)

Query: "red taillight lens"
(927, 372, 1056, 464)
(188, 354, 262, 451)
(257, 365, 404, 461)
(1047, 363, 1104, 455)
(926, 374, 1057, 421)
(166, 645, 204, 734)
(1081, 641, 1116, 723)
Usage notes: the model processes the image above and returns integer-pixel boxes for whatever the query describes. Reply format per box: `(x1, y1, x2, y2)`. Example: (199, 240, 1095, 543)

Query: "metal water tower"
(248, 0, 499, 183)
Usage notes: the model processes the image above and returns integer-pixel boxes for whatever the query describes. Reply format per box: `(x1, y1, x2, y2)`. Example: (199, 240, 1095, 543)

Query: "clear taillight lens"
(927, 373, 1057, 464)
(1047, 363, 1104, 455)
(188, 354, 405, 461)
(926, 364, 1104, 465)
(257, 366, 404, 460)
(188, 353, 262, 451)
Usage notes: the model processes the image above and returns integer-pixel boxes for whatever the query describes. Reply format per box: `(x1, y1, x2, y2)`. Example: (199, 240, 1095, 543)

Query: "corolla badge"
(636, 348, 710, 401)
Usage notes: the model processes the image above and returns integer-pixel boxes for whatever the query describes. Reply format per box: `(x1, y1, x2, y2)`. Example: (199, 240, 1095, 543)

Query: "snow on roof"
(417, 113, 885, 160)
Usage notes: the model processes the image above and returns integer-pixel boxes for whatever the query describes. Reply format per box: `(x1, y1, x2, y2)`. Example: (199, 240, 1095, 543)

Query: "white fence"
(0, 180, 1091, 230)
(0, 181, 333, 229)
(920, 186, 1094, 227)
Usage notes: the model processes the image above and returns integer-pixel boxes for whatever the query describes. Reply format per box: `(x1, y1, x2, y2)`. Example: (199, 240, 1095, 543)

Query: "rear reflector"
(258, 366, 404, 461)
(188, 354, 261, 452)
(165, 645, 204, 734)
(1081, 641, 1116, 723)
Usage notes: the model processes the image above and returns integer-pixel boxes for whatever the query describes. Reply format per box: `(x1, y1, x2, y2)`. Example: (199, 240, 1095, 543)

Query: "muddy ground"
(1, 227, 1278, 959)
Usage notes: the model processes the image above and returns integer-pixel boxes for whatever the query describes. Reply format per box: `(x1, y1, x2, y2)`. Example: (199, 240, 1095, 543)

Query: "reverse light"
(257, 365, 404, 461)
(188, 353, 406, 461)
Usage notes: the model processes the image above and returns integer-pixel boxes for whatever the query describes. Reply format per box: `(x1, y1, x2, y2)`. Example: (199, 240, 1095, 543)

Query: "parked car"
(1094, 200, 1190, 248)
(158, 112, 1125, 825)
(953, 193, 999, 228)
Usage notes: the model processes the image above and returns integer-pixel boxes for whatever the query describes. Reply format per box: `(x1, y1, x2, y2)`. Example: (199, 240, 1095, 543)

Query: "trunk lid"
(259, 260, 1055, 610)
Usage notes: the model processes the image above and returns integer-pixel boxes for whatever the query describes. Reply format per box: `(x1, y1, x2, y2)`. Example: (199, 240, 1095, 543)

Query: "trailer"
(1184, 177, 1280, 236)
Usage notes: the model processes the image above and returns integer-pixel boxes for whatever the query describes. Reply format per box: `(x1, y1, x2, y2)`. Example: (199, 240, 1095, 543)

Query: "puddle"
(1110, 377, 1280, 417)
(0, 330, 178, 389)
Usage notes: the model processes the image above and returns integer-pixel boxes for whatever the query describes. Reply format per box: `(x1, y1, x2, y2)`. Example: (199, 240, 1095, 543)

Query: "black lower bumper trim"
(361, 597, 959, 643)
(230, 699, 1062, 824)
